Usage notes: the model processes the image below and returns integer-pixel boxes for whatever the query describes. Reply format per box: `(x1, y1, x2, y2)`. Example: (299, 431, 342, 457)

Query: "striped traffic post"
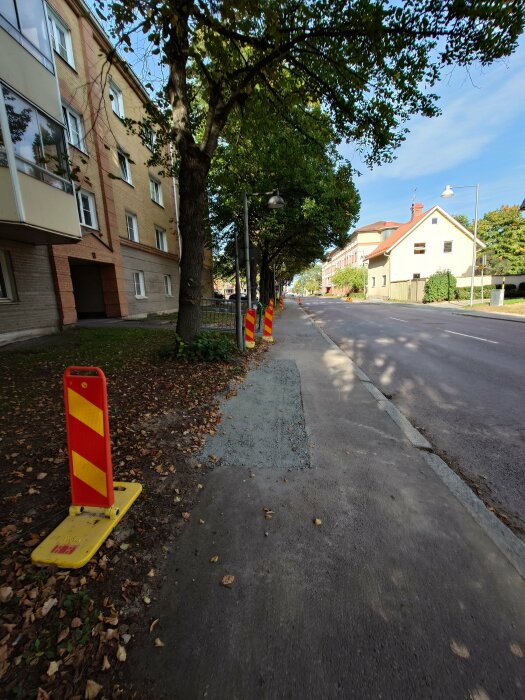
(32, 367, 142, 568)
(263, 305, 274, 343)
(245, 308, 256, 349)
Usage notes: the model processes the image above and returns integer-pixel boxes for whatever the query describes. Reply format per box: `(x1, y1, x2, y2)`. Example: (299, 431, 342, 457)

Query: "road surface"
(302, 297, 525, 534)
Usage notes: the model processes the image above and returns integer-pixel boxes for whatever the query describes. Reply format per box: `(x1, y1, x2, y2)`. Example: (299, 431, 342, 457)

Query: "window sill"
(120, 179, 134, 188)
(151, 199, 164, 209)
(0, 298, 15, 303)
(69, 143, 89, 157)
(135, 295, 148, 300)
(165, 294, 173, 298)
(80, 224, 100, 233)
(55, 51, 77, 74)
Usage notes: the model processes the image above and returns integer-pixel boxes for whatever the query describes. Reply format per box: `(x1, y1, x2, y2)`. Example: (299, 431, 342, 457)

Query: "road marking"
(390, 317, 408, 323)
(444, 330, 499, 344)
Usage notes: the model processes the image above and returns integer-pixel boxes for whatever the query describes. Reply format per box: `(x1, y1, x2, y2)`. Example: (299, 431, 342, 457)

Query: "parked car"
(214, 291, 225, 299)
(229, 293, 248, 301)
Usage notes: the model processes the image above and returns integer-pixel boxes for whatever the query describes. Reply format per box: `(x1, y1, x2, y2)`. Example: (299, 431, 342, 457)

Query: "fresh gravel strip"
(201, 358, 310, 470)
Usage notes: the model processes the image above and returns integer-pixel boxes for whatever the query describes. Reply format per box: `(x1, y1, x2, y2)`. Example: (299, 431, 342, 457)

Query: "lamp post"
(441, 184, 480, 306)
(243, 189, 285, 307)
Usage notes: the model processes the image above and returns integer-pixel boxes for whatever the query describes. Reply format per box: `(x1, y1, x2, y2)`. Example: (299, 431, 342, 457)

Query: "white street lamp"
(441, 183, 480, 307)
(243, 189, 285, 307)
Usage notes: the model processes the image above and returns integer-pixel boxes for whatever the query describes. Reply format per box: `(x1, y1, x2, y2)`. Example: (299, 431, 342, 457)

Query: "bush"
(455, 285, 495, 300)
(423, 270, 457, 302)
(159, 332, 237, 362)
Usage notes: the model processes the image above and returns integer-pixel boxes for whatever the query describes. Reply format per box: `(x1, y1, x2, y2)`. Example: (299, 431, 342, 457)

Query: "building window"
(0, 250, 15, 301)
(164, 274, 172, 297)
(413, 273, 421, 280)
(133, 270, 146, 298)
(109, 79, 124, 118)
(76, 189, 98, 229)
(46, 7, 74, 67)
(1, 86, 72, 193)
(443, 240, 453, 253)
(382, 275, 386, 287)
(432, 217, 438, 225)
(0, 0, 53, 69)
(118, 149, 132, 184)
(62, 104, 85, 151)
(149, 177, 163, 206)
(144, 127, 156, 151)
(155, 227, 167, 251)
(371, 277, 376, 288)
(414, 242, 426, 255)
(125, 212, 139, 242)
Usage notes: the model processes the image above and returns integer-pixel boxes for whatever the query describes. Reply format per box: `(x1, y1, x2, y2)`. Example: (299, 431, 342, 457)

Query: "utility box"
(490, 289, 504, 306)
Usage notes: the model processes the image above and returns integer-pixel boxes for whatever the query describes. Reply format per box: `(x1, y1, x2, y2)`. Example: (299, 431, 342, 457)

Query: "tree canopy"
(94, 0, 525, 339)
(331, 266, 366, 292)
(293, 264, 322, 295)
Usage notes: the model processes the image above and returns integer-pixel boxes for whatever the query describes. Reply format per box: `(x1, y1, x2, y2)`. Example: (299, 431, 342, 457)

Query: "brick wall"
(121, 243, 180, 317)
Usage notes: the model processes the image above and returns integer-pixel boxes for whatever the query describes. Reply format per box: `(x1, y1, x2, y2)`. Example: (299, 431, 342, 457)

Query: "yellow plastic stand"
(32, 482, 142, 568)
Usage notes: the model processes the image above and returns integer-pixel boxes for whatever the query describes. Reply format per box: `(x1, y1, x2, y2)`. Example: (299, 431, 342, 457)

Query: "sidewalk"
(128, 303, 525, 699)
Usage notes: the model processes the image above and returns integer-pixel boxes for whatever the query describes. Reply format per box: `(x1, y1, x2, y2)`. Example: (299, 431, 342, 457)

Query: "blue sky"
(340, 39, 525, 229)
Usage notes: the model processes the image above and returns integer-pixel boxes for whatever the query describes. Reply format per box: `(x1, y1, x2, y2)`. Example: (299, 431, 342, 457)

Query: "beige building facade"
(0, 0, 81, 344)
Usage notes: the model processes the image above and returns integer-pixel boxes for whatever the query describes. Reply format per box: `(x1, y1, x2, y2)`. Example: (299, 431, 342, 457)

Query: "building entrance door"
(70, 259, 106, 319)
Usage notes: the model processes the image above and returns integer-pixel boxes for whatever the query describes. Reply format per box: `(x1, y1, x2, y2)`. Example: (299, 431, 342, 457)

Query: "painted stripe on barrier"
(67, 388, 104, 436)
(71, 450, 108, 496)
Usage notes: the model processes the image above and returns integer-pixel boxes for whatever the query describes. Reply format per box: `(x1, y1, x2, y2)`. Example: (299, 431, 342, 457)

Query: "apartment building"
(47, 0, 182, 323)
(0, 0, 81, 344)
(321, 219, 400, 293)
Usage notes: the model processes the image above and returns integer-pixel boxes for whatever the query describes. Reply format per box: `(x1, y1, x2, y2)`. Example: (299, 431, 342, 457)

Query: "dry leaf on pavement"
(116, 644, 127, 662)
(46, 660, 59, 677)
(221, 574, 235, 587)
(143, 596, 151, 605)
(71, 617, 82, 629)
(39, 597, 58, 617)
(154, 637, 165, 647)
(510, 642, 524, 658)
(450, 639, 470, 659)
(313, 518, 322, 526)
(101, 655, 111, 671)
(0, 587, 13, 604)
(209, 555, 219, 563)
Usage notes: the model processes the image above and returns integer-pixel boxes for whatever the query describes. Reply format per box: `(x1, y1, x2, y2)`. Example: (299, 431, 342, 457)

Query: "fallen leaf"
(47, 660, 59, 677)
(84, 679, 102, 699)
(101, 655, 111, 671)
(0, 587, 13, 604)
(120, 543, 130, 551)
(263, 507, 274, 520)
(36, 472, 48, 480)
(221, 574, 235, 587)
(71, 617, 82, 629)
(116, 644, 126, 662)
(40, 597, 58, 617)
(121, 633, 131, 644)
(313, 518, 322, 526)
(149, 618, 159, 633)
(198, 519, 205, 524)
(143, 596, 151, 605)
(197, 483, 204, 490)
(154, 637, 165, 647)
(181, 512, 191, 521)
(147, 569, 156, 578)
(105, 628, 119, 641)
(57, 627, 69, 644)
(510, 642, 524, 658)
(209, 555, 219, 563)
(450, 639, 470, 659)
(36, 689, 50, 700)
(469, 688, 490, 700)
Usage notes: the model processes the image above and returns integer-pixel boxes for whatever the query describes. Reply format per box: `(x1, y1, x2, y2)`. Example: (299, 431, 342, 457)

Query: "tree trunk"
(259, 244, 272, 305)
(250, 254, 257, 302)
(176, 146, 210, 341)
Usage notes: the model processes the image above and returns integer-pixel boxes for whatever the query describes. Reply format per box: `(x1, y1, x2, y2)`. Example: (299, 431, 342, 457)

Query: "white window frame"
(133, 270, 146, 298)
(149, 177, 163, 206)
(144, 127, 156, 151)
(118, 149, 132, 184)
(125, 212, 139, 242)
(62, 103, 85, 152)
(46, 7, 75, 67)
(164, 274, 173, 297)
(109, 79, 124, 118)
(0, 250, 15, 302)
(76, 189, 98, 229)
(371, 277, 376, 288)
(443, 240, 453, 253)
(155, 227, 167, 252)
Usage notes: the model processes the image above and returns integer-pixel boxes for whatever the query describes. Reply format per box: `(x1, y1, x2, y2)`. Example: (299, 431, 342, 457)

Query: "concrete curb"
(301, 306, 525, 579)
(455, 311, 525, 324)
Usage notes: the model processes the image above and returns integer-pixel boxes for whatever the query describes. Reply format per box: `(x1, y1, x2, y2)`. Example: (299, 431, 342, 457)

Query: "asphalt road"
(302, 297, 525, 533)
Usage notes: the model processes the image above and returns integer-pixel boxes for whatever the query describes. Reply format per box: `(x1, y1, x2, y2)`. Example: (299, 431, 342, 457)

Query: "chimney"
(411, 202, 424, 220)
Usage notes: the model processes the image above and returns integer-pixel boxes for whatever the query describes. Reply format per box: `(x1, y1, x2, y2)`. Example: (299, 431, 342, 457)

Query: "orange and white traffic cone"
(244, 308, 256, 349)
(262, 306, 274, 343)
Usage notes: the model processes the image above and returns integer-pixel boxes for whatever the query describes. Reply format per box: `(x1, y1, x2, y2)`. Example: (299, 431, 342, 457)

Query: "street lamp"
(441, 183, 480, 307)
(243, 189, 285, 307)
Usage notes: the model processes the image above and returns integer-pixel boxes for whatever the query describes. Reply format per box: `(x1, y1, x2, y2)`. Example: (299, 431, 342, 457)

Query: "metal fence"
(200, 298, 262, 332)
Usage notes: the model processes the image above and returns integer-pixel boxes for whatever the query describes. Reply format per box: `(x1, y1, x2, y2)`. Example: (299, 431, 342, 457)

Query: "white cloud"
(351, 43, 525, 183)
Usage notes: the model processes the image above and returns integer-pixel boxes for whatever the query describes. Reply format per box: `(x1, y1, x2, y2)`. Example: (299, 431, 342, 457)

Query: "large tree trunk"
(176, 146, 210, 341)
(259, 244, 272, 306)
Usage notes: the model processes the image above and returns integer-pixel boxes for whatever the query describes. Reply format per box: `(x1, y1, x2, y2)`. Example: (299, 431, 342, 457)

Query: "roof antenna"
(412, 188, 417, 204)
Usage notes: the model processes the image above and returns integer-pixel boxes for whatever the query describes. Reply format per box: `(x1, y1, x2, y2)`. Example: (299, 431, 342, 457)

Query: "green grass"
(502, 297, 525, 305)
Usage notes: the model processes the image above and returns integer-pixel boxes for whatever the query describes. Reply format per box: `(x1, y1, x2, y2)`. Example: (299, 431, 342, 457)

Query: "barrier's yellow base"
(245, 340, 255, 349)
(262, 336, 274, 343)
(31, 482, 142, 569)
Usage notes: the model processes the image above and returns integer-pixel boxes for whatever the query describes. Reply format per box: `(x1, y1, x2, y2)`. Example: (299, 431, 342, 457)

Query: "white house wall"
(390, 212, 475, 282)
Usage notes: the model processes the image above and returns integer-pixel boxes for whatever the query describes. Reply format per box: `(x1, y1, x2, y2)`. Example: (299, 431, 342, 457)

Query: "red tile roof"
(355, 220, 401, 233)
(366, 209, 430, 260)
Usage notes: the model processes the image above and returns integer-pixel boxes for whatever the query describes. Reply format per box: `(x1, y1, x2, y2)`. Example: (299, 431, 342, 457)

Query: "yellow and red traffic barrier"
(297, 296, 302, 304)
(263, 305, 274, 343)
(32, 367, 142, 568)
(245, 307, 256, 349)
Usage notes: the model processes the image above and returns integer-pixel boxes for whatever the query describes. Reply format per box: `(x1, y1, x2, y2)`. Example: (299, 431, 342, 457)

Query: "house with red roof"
(365, 203, 485, 301)
(321, 220, 400, 293)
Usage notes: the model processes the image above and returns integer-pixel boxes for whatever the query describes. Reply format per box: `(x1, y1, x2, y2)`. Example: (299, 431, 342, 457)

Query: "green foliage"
(453, 214, 472, 231)
(455, 285, 495, 300)
(331, 266, 366, 292)
(293, 264, 322, 295)
(423, 270, 457, 303)
(159, 332, 237, 363)
(477, 206, 525, 274)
